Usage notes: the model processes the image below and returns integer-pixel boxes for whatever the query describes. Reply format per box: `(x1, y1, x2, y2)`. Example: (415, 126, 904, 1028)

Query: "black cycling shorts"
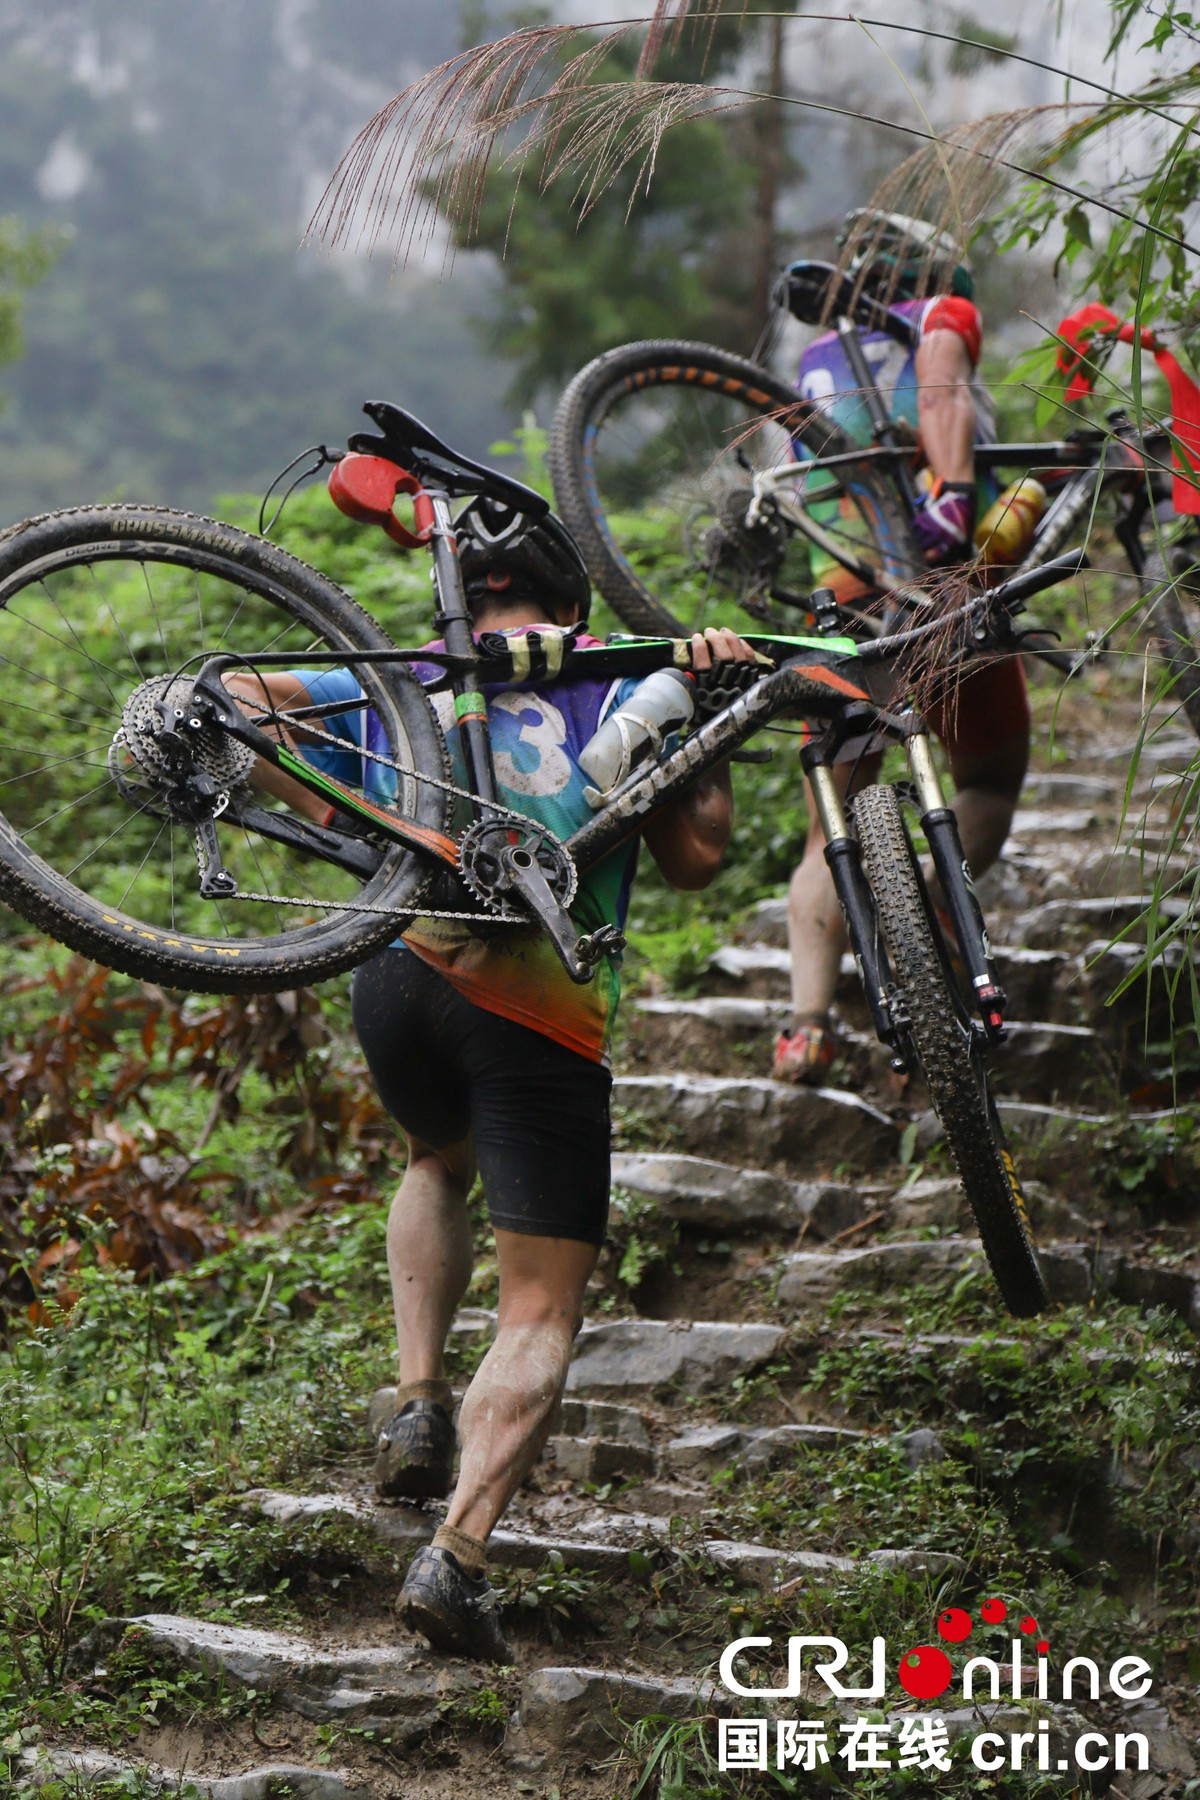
(350, 947, 612, 1245)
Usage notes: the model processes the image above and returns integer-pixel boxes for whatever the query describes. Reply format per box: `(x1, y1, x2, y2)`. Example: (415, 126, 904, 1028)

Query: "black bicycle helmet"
(455, 495, 592, 623)
(838, 208, 974, 302)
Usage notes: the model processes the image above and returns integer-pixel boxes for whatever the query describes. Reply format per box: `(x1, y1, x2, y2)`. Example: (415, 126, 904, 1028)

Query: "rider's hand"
(912, 480, 976, 564)
(689, 626, 758, 669)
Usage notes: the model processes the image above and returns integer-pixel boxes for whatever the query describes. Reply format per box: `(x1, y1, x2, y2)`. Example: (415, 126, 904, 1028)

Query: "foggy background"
(0, 1, 1147, 523)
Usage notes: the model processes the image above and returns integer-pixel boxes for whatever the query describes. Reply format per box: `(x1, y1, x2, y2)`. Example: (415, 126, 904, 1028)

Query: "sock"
(395, 1378, 453, 1413)
(432, 1523, 488, 1579)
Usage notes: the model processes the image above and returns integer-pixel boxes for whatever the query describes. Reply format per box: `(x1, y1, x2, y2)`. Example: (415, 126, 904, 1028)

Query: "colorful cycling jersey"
(300, 633, 643, 1065)
(797, 295, 996, 453)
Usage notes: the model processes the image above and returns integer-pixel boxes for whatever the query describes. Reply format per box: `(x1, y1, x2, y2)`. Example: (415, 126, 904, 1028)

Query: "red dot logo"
(898, 1645, 953, 1700)
(936, 1607, 973, 1644)
(1019, 1616, 1039, 1636)
(1037, 1640, 1050, 1655)
(980, 1598, 1007, 1624)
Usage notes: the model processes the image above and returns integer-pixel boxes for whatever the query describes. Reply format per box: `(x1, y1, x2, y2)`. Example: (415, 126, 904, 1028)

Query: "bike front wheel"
(852, 783, 1047, 1318)
(1144, 537, 1200, 739)
(549, 338, 921, 637)
(0, 505, 450, 993)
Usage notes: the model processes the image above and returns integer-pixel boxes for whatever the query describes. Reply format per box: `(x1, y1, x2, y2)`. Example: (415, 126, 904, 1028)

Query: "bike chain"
(196, 703, 563, 925)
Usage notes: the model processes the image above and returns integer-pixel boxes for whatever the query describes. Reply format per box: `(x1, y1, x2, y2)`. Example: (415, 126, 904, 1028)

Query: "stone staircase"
(25, 690, 1200, 1798)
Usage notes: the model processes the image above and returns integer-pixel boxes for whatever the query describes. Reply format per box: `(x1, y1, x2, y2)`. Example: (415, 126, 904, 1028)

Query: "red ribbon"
(1055, 304, 1200, 514)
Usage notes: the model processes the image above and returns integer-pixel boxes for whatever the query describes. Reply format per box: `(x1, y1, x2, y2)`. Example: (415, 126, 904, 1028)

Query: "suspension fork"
(801, 743, 900, 1060)
(904, 725, 1007, 1039)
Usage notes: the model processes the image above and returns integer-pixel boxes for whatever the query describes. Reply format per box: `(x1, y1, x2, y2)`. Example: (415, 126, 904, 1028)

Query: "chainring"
(456, 814, 578, 919)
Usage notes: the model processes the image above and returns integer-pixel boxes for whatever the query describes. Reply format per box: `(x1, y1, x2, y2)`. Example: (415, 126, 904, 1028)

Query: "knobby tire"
(853, 784, 1047, 1317)
(0, 504, 450, 993)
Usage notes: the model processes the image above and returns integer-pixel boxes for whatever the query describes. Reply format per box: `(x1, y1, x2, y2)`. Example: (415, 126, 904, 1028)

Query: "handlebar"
(857, 549, 1090, 666)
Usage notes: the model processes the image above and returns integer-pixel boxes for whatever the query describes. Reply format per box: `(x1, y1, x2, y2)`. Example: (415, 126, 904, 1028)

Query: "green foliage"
(1003, 4, 1200, 345)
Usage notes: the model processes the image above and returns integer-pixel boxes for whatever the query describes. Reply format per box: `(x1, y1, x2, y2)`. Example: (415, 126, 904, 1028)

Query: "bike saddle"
(775, 261, 919, 350)
(350, 402, 551, 518)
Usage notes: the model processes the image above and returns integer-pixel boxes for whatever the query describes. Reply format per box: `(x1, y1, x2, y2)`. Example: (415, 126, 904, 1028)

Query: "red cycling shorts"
(923, 653, 1030, 763)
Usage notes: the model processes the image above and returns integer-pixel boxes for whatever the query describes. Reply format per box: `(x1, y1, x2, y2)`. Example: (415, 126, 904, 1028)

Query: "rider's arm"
(641, 627, 755, 891)
(915, 297, 981, 485)
(224, 670, 333, 822)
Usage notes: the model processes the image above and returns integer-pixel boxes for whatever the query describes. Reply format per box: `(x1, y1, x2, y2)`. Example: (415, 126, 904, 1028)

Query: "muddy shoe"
(374, 1398, 455, 1501)
(398, 1544, 512, 1663)
(773, 1012, 837, 1085)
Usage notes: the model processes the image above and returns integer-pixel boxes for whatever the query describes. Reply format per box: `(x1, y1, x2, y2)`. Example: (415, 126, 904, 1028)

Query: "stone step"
(20, 1750, 370, 1800)
(626, 997, 1108, 1103)
(610, 1149, 871, 1237)
(704, 940, 1091, 1026)
(1014, 892, 1188, 950)
(75, 1614, 479, 1734)
(245, 1488, 956, 1593)
(771, 1232, 1200, 1330)
(565, 1316, 788, 1394)
(658, 1420, 951, 1478)
(776, 1238, 983, 1306)
(612, 1073, 898, 1171)
(1009, 804, 1100, 835)
(504, 1670, 1127, 1783)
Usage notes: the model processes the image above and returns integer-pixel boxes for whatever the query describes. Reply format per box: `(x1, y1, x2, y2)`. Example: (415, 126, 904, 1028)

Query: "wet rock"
(20, 1751, 372, 1799)
(900, 1428, 947, 1468)
(555, 1397, 652, 1447)
(663, 1421, 865, 1476)
(506, 1665, 723, 1768)
(990, 946, 1081, 1021)
(1011, 806, 1099, 835)
(707, 1540, 850, 1583)
(546, 1435, 656, 1484)
(705, 943, 791, 996)
(1021, 772, 1114, 804)
(777, 1239, 982, 1306)
(889, 1177, 965, 1232)
(613, 1073, 898, 1172)
(81, 1615, 478, 1735)
(611, 1150, 869, 1237)
(991, 1021, 1106, 1102)
(565, 1317, 788, 1394)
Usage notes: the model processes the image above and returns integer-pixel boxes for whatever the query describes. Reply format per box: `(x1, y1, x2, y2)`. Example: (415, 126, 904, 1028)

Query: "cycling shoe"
(374, 1398, 455, 1501)
(773, 1013, 837, 1085)
(398, 1544, 512, 1663)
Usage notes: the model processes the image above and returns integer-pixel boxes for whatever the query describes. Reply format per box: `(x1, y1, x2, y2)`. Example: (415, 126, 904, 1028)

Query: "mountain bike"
(548, 266, 1200, 729)
(0, 404, 1080, 1315)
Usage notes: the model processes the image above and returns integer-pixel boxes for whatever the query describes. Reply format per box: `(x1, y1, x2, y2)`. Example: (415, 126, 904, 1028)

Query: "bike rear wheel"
(549, 338, 920, 637)
(0, 504, 450, 993)
(852, 782, 1047, 1318)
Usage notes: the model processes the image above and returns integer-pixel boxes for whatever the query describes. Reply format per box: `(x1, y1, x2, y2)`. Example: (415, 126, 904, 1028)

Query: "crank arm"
(498, 842, 595, 984)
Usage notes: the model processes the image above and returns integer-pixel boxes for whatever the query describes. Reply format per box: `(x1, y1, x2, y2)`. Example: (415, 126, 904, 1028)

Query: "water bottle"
(974, 478, 1048, 565)
(579, 667, 696, 806)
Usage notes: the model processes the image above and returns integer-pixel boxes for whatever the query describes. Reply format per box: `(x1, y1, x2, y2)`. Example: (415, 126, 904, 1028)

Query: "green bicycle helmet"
(838, 208, 975, 302)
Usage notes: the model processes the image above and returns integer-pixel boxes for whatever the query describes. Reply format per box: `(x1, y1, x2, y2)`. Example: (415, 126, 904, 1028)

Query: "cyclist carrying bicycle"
(236, 501, 757, 1661)
(775, 209, 1031, 1083)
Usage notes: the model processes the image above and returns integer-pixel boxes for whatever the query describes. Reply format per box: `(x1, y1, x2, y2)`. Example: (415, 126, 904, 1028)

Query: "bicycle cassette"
(456, 815, 578, 918)
(119, 674, 256, 789)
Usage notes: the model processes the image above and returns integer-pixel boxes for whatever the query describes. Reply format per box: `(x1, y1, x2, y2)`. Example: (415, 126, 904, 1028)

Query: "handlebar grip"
(991, 549, 1089, 611)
